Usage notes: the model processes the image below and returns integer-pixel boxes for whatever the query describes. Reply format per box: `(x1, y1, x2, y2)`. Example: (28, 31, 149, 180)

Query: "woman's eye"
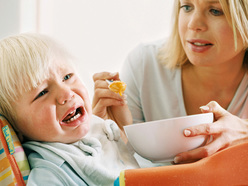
(210, 9, 223, 16)
(180, 5, 193, 12)
(34, 90, 48, 100)
(63, 73, 73, 82)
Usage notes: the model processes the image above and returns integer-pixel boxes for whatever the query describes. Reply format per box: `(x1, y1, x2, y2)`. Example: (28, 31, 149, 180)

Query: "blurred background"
(0, 0, 173, 99)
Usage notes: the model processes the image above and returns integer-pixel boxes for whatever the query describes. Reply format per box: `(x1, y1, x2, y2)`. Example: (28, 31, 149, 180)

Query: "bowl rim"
(124, 112, 213, 129)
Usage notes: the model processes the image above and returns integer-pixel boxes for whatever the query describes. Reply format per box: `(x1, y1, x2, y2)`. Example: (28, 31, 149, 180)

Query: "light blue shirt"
(120, 40, 248, 123)
(23, 115, 139, 186)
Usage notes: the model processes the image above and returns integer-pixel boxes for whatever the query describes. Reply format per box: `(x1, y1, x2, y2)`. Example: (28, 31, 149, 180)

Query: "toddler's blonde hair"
(0, 33, 75, 127)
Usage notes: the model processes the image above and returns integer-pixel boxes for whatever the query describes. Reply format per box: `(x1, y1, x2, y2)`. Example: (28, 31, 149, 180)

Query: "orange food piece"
(108, 81, 126, 96)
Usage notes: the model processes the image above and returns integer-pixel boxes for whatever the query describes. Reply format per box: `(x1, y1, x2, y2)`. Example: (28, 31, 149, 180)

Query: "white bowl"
(124, 113, 213, 163)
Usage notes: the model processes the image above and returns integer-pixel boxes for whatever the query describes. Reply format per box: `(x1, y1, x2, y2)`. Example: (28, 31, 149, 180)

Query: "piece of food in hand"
(108, 80, 126, 96)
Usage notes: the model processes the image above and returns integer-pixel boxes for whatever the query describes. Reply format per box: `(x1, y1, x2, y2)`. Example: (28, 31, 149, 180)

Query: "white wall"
(4, 0, 174, 99)
(37, 0, 173, 99)
(0, 0, 21, 39)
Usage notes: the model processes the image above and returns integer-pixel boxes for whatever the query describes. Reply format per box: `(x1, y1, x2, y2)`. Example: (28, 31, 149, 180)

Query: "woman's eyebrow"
(207, 0, 220, 4)
(179, 0, 220, 5)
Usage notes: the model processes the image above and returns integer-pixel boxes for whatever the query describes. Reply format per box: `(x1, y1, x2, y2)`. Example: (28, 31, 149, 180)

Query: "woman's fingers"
(94, 79, 109, 90)
(92, 72, 128, 120)
(184, 101, 228, 136)
(92, 97, 126, 117)
(92, 71, 132, 126)
(93, 71, 119, 82)
(200, 101, 229, 119)
(184, 122, 224, 136)
(92, 88, 126, 108)
(93, 71, 125, 106)
(174, 136, 223, 164)
(177, 101, 226, 163)
(178, 101, 248, 164)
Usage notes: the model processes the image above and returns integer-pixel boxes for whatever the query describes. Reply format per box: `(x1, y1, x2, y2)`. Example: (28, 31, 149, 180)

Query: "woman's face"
(178, 0, 245, 67)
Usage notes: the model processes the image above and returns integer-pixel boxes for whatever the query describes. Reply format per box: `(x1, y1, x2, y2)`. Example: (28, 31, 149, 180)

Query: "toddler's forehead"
(45, 59, 74, 77)
(51, 59, 75, 73)
(23, 59, 74, 92)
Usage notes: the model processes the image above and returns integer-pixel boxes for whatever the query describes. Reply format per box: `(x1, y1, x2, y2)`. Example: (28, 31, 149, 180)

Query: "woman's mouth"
(188, 40, 213, 53)
(192, 42, 212, 46)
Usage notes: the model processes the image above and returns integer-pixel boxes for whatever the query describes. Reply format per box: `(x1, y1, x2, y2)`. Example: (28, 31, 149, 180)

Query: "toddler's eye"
(210, 9, 223, 16)
(34, 90, 48, 101)
(63, 73, 73, 82)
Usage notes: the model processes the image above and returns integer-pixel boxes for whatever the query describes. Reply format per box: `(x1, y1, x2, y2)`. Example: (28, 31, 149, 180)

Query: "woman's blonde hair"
(0, 33, 74, 127)
(158, 0, 248, 69)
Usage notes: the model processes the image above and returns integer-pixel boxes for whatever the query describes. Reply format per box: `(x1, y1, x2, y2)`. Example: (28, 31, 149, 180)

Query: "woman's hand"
(174, 101, 248, 164)
(92, 72, 132, 130)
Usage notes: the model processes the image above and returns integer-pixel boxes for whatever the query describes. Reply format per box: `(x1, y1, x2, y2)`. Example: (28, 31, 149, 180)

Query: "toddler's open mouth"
(62, 107, 84, 124)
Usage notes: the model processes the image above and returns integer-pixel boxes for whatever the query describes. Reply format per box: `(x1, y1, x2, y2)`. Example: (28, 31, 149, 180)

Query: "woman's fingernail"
(174, 156, 181, 164)
(184, 129, 191, 136)
(199, 105, 210, 111)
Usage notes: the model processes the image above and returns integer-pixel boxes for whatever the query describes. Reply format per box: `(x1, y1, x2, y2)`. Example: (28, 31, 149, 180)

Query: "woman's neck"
(183, 48, 247, 89)
(182, 57, 247, 115)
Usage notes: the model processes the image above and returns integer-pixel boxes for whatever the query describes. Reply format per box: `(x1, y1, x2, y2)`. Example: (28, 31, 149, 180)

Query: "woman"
(92, 0, 248, 164)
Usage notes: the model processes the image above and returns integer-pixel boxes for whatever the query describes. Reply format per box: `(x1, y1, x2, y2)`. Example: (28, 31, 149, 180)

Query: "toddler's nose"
(56, 86, 74, 105)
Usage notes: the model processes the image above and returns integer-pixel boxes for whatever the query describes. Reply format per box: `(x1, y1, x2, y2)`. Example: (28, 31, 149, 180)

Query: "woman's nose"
(56, 85, 74, 105)
(188, 11, 207, 32)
